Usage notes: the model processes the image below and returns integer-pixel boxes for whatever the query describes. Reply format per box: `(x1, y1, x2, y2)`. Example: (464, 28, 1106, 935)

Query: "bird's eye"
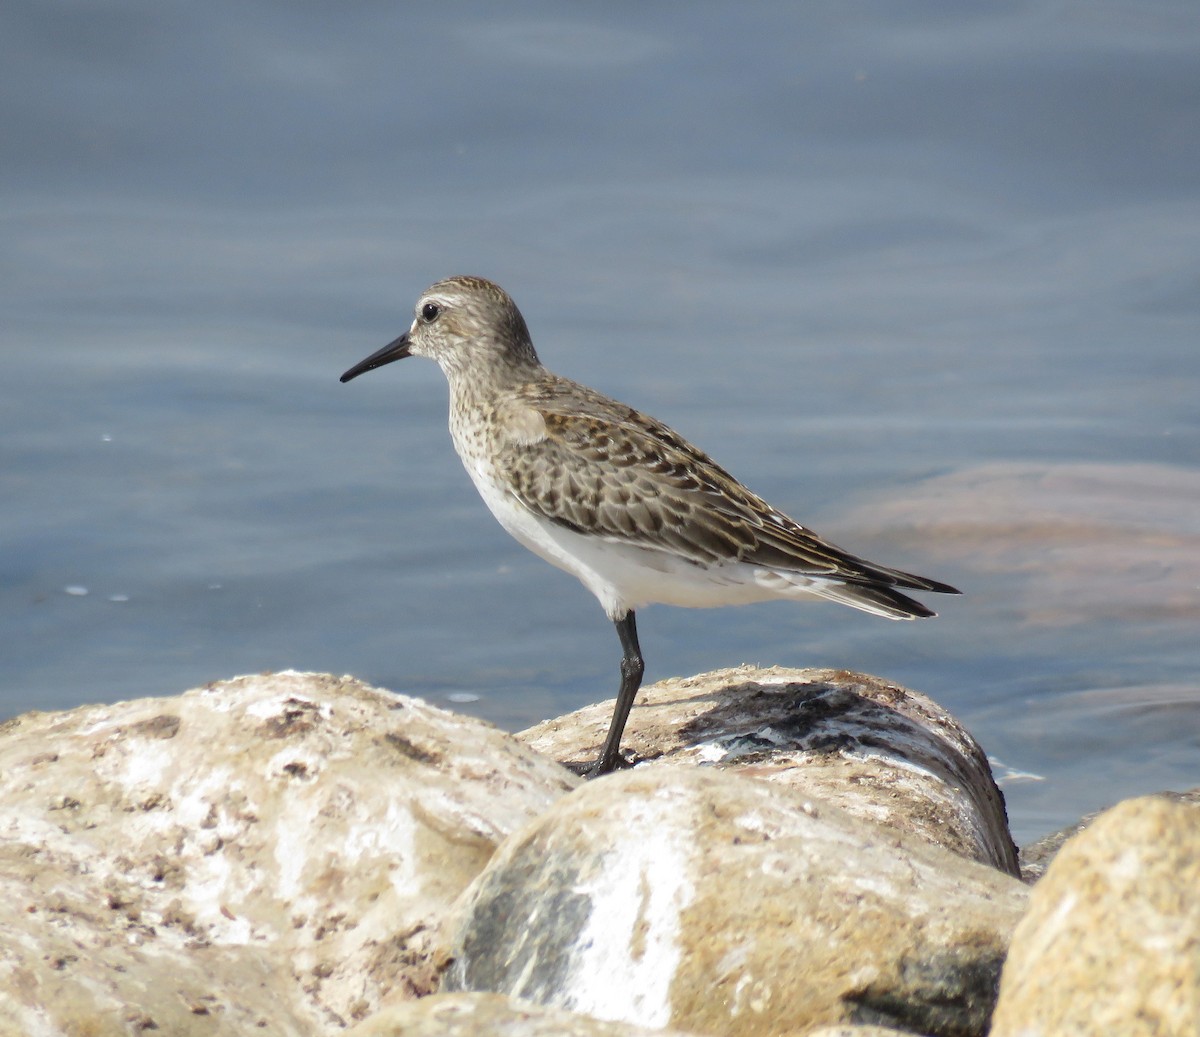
(420, 302, 441, 323)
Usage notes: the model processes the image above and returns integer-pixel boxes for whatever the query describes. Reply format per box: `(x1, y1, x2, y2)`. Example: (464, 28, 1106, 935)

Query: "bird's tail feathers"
(808, 578, 939, 620)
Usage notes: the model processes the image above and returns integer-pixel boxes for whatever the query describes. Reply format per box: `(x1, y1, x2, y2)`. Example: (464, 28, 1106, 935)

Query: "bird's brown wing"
(495, 377, 956, 596)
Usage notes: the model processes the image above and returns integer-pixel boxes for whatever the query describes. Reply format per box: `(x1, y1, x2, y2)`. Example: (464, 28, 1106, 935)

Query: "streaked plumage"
(341, 275, 959, 775)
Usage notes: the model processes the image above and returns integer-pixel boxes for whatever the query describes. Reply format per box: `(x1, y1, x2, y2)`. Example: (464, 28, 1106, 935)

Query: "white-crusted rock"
(0, 671, 576, 1035)
(443, 766, 1028, 1037)
(520, 666, 1018, 875)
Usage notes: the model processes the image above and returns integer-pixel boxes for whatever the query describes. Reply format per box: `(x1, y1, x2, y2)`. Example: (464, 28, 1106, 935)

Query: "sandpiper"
(341, 276, 959, 776)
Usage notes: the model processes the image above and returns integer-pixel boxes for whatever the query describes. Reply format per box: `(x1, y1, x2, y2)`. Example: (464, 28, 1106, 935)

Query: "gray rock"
(992, 795, 1200, 1037)
(520, 666, 1019, 876)
(0, 671, 576, 1035)
(347, 992, 700, 1036)
(443, 766, 1028, 1037)
(805, 1027, 922, 1037)
(1018, 786, 1200, 883)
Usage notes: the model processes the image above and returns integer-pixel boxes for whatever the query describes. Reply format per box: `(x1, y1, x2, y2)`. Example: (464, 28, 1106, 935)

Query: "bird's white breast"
(455, 447, 788, 620)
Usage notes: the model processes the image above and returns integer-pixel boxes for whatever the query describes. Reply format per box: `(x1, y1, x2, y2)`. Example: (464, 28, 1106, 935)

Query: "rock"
(991, 795, 1200, 1037)
(443, 766, 1028, 1037)
(0, 671, 576, 1036)
(347, 991, 701, 1036)
(1018, 786, 1200, 883)
(805, 1027, 921, 1037)
(520, 666, 1019, 876)
(839, 461, 1200, 625)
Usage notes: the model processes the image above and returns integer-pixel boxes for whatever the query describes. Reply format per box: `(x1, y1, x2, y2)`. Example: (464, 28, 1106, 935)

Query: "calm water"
(4, 2, 1198, 846)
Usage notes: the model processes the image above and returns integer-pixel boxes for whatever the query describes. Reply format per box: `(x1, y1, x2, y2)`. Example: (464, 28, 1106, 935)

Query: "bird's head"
(340, 275, 539, 385)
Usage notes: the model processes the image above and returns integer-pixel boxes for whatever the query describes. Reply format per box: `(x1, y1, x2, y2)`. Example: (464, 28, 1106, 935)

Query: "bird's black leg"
(588, 611, 644, 778)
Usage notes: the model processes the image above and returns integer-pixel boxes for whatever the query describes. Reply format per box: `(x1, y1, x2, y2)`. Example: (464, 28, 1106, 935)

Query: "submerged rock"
(0, 671, 576, 1035)
(841, 460, 1200, 626)
(442, 766, 1028, 1037)
(991, 795, 1200, 1037)
(520, 665, 1019, 875)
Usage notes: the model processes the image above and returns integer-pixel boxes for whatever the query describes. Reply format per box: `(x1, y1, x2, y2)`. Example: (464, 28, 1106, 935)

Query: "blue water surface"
(4, 2, 1199, 845)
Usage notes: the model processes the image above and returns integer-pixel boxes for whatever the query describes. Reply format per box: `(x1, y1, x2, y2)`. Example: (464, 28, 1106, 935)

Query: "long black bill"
(340, 331, 412, 383)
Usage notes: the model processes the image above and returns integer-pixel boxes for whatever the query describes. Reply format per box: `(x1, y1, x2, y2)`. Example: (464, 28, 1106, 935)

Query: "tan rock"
(0, 671, 576, 1035)
(991, 795, 1200, 1037)
(443, 766, 1028, 1037)
(348, 991, 700, 1036)
(520, 666, 1018, 875)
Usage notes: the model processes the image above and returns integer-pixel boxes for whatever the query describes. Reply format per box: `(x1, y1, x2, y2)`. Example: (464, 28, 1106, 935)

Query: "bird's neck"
(441, 346, 545, 410)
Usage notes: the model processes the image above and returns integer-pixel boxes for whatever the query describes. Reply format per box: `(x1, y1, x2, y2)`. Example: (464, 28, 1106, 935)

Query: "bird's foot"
(570, 750, 635, 780)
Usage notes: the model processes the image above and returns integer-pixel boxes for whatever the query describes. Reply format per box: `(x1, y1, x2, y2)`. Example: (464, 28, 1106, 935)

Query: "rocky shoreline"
(0, 669, 1195, 1036)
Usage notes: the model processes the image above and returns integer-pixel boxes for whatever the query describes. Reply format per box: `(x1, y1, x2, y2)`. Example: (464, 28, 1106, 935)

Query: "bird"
(340, 275, 959, 776)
